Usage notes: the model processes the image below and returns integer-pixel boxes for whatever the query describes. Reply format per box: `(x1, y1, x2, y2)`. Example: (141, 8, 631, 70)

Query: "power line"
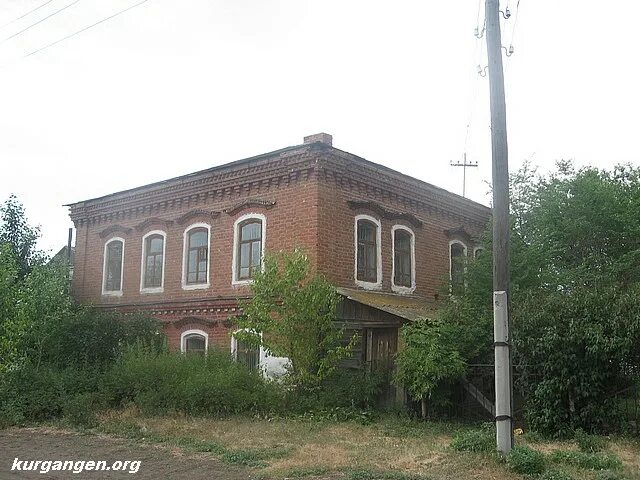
(1, 0, 82, 45)
(508, 0, 521, 49)
(25, 0, 150, 58)
(1, 0, 56, 29)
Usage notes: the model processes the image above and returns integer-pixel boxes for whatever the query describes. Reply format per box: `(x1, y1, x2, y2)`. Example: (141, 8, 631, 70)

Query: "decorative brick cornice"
(68, 147, 317, 227)
(347, 200, 423, 228)
(134, 217, 174, 232)
(175, 209, 221, 225)
(223, 198, 277, 216)
(319, 152, 490, 229)
(98, 224, 133, 238)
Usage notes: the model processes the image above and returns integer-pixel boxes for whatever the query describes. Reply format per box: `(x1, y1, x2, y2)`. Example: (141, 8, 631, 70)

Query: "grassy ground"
(91, 409, 640, 480)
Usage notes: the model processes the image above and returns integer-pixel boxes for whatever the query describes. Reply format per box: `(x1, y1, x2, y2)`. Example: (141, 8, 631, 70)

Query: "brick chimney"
(303, 133, 332, 146)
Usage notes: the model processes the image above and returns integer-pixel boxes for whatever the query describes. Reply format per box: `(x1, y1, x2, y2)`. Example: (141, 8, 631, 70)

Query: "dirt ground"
(0, 427, 253, 480)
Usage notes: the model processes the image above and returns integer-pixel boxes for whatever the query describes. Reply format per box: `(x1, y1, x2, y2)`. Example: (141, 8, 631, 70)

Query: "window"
(450, 241, 467, 295)
(355, 215, 381, 287)
(473, 247, 484, 260)
(141, 231, 165, 292)
(181, 330, 208, 354)
(231, 330, 261, 372)
(392, 226, 415, 292)
(102, 238, 124, 295)
(232, 214, 266, 284)
(236, 340, 260, 371)
(182, 224, 210, 289)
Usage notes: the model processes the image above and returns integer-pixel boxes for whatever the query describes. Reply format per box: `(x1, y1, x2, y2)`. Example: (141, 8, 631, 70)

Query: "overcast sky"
(1, 0, 639, 255)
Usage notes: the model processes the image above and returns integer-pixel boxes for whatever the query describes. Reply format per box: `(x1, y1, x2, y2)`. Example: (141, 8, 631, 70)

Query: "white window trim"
(102, 237, 125, 297)
(354, 214, 382, 290)
(473, 246, 484, 259)
(139, 230, 167, 294)
(181, 223, 211, 290)
(391, 225, 416, 294)
(181, 329, 209, 353)
(232, 213, 267, 286)
(449, 239, 468, 290)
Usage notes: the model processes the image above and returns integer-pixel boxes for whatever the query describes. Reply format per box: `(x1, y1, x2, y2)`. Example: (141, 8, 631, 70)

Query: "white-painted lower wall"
(259, 348, 289, 379)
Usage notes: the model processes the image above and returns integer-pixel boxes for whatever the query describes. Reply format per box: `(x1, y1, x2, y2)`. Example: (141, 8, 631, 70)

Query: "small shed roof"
(337, 288, 440, 321)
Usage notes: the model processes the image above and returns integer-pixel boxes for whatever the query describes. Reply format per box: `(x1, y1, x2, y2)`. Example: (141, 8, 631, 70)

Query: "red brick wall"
(316, 157, 487, 300)
(72, 179, 319, 307)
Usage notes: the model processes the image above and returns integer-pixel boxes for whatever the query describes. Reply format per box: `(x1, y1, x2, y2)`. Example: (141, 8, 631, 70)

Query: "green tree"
(0, 245, 19, 367)
(236, 249, 352, 384)
(393, 318, 466, 418)
(0, 195, 44, 278)
(443, 161, 640, 434)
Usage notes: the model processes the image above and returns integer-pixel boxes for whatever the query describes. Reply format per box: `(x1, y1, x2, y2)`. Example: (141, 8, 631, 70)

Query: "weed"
(343, 469, 429, 480)
(449, 423, 494, 453)
(550, 450, 622, 471)
(574, 429, 606, 453)
(536, 468, 573, 480)
(506, 445, 546, 475)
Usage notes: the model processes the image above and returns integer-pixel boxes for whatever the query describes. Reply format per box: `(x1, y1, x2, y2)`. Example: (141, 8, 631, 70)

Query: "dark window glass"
(236, 340, 260, 371)
(184, 334, 206, 355)
(450, 242, 466, 295)
(186, 228, 208, 285)
(394, 230, 412, 287)
(143, 234, 164, 288)
(104, 240, 123, 291)
(357, 220, 378, 282)
(474, 247, 484, 260)
(238, 220, 262, 280)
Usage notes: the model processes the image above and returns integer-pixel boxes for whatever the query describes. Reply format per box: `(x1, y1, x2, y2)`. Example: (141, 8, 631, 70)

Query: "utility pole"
(450, 153, 478, 197)
(485, 0, 513, 455)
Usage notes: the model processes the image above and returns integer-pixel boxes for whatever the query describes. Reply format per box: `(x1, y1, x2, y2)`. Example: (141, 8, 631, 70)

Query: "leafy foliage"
(237, 249, 353, 384)
(103, 347, 282, 416)
(440, 162, 640, 435)
(449, 423, 495, 453)
(549, 450, 623, 471)
(393, 318, 466, 414)
(0, 195, 44, 278)
(507, 445, 546, 475)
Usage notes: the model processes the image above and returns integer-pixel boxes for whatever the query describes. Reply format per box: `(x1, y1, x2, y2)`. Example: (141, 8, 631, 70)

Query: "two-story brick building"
(67, 133, 490, 382)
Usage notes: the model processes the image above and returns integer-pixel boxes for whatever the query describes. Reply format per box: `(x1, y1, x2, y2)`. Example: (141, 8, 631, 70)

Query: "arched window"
(232, 214, 266, 284)
(392, 226, 415, 292)
(181, 330, 208, 354)
(182, 224, 210, 289)
(141, 231, 165, 291)
(450, 241, 467, 295)
(473, 246, 484, 260)
(355, 215, 381, 287)
(103, 238, 124, 295)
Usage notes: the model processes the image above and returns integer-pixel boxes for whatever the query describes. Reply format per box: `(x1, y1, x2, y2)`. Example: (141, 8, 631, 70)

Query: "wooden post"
(485, 0, 513, 455)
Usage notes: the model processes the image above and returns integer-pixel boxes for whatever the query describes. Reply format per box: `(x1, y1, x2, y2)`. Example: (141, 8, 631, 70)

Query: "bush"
(40, 310, 164, 371)
(288, 369, 383, 412)
(103, 347, 283, 416)
(574, 428, 606, 453)
(449, 423, 495, 453)
(0, 362, 101, 424)
(506, 445, 546, 475)
(63, 392, 102, 428)
(550, 450, 623, 471)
